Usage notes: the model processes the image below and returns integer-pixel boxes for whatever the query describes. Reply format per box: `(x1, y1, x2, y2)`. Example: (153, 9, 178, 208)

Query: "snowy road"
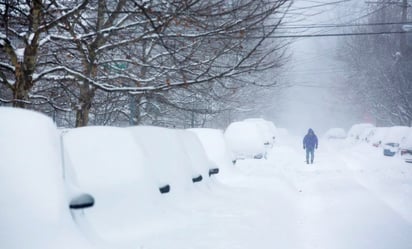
(105, 136, 412, 249)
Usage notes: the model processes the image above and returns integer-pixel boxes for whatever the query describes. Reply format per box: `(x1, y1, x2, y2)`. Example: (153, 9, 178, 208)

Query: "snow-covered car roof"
(347, 123, 375, 140)
(224, 121, 266, 159)
(323, 128, 346, 139)
(188, 128, 234, 171)
(382, 126, 410, 144)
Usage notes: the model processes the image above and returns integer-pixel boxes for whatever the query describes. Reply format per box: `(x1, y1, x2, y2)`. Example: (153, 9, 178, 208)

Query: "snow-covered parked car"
(243, 118, 277, 147)
(63, 126, 161, 240)
(179, 130, 219, 180)
(323, 128, 346, 139)
(224, 121, 267, 160)
(347, 123, 375, 141)
(399, 129, 412, 163)
(381, 126, 410, 157)
(128, 126, 205, 193)
(358, 126, 376, 143)
(368, 127, 389, 147)
(0, 107, 95, 249)
(188, 128, 235, 170)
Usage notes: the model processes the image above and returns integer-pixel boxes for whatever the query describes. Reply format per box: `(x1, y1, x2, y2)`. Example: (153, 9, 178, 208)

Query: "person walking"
(303, 128, 318, 164)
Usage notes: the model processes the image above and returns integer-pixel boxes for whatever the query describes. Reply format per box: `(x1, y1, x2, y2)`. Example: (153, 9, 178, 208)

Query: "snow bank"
(0, 107, 93, 249)
(224, 121, 266, 159)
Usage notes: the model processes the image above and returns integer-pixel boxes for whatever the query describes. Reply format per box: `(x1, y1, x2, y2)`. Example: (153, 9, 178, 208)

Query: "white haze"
(274, 0, 367, 135)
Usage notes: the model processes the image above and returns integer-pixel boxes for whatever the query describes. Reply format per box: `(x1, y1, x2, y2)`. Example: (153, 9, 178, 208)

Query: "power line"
(257, 30, 412, 39)
(276, 21, 412, 29)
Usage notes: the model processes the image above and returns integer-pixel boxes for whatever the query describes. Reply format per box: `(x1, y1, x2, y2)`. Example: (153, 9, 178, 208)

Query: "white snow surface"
(2, 107, 412, 249)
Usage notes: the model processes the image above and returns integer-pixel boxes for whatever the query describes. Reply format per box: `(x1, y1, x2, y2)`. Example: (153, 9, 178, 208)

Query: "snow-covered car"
(128, 126, 202, 193)
(243, 118, 277, 147)
(399, 129, 412, 163)
(400, 147, 412, 163)
(224, 121, 267, 160)
(368, 127, 389, 147)
(358, 126, 376, 143)
(0, 107, 95, 249)
(383, 142, 399, 156)
(347, 123, 375, 141)
(63, 126, 163, 239)
(381, 126, 410, 157)
(188, 128, 235, 171)
(179, 130, 219, 180)
(323, 128, 346, 139)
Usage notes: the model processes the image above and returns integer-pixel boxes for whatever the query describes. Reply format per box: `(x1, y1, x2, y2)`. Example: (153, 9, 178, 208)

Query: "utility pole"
(400, 0, 408, 54)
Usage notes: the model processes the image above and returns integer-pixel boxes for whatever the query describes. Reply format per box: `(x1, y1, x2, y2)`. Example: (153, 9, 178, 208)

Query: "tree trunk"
(12, 63, 34, 108)
(75, 84, 95, 127)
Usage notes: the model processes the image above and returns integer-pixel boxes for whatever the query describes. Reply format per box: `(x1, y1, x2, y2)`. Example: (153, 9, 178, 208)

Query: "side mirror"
(159, 184, 171, 194)
(69, 193, 95, 209)
(209, 168, 219, 177)
(192, 174, 203, 183)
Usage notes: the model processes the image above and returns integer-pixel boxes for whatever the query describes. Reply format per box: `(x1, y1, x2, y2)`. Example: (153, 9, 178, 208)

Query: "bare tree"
(1, 0, 292, 127)
(0, 0, 88, 108)
(338, 1, 412, 126)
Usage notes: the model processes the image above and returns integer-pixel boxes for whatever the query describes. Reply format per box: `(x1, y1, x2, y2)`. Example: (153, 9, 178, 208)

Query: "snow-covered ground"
(96, 135, 412, 249)
(2, 108, 412, 249)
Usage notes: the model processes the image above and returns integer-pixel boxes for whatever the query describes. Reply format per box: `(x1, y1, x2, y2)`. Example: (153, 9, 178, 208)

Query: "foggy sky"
(274, 0, 365, 136)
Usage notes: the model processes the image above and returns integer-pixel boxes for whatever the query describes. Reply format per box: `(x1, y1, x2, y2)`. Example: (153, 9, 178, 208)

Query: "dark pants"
(306, 148, 314, 163)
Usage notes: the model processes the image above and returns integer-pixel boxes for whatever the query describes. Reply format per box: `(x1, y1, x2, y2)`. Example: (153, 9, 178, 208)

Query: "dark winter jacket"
(303, 128, 318, 150)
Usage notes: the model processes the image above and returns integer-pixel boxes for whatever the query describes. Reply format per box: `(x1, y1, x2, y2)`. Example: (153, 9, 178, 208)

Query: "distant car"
(399, 129, 412, 163)
(347, 123, 375, 141)
(243, 118, 277, 148)
(369, 127, 389, 147)
(383, 142, 399, 156)
(381, 126, 410, 157)
(323, 128, 346, 139)
(400, 148, 412, 163)
(224, 121, 267, 160)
